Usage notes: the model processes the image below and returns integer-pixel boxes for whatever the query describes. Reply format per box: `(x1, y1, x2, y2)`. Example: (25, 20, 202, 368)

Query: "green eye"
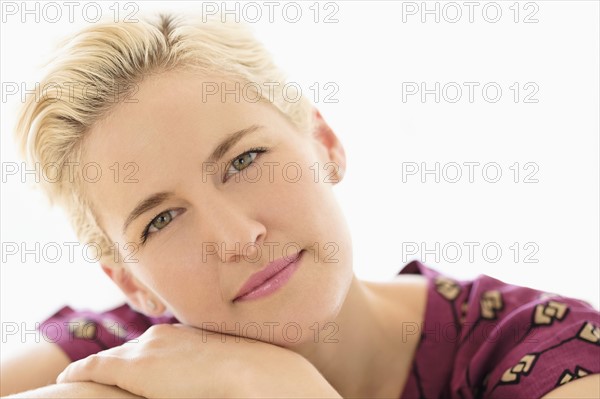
(150, 211, 172, 230)
(224, 147, 268, 182)
(140, 209, 184, 245)
(232, 153, 255, 171)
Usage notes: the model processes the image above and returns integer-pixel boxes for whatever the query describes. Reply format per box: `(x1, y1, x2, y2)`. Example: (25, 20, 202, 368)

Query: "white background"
(1, 0, 599, 360)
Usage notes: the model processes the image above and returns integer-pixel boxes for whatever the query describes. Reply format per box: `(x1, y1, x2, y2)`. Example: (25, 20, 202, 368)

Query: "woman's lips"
(233, 250, 304, 302)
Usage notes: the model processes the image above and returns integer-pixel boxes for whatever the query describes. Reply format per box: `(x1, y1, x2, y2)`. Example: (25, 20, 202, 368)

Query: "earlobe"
(100, 263, 164, 316)
(336, 164, 345, 182)
(145, 298, 157, 311)
(312, 109, 347, 183)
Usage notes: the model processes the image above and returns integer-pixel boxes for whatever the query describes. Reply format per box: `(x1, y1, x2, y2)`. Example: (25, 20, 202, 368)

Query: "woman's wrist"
(236, 352, 342, 399)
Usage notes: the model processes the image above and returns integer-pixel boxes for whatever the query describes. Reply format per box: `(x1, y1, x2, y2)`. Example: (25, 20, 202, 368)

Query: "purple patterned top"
(39, 260, 600, 398)
(398, 261, 600, 398)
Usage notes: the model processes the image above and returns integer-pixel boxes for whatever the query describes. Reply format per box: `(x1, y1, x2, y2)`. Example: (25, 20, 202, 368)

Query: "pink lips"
(233, 250, 304, 302)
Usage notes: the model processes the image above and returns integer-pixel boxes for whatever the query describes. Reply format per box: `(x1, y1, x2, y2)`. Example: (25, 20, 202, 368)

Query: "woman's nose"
(199, 199, 266, 264)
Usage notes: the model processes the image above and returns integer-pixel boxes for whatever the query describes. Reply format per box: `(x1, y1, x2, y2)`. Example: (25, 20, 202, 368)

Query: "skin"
(70, 69, 428, 398)
(4, 382, 142, 398)
(5, 68, 597, 398)
(88, 69, 355, 335)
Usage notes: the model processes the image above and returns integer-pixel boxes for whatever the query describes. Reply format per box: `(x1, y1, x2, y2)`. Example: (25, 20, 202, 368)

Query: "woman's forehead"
(83, 73, 284, 163)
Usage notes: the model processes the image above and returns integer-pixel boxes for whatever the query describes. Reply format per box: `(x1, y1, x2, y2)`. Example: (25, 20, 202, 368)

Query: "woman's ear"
(311, 109, 346, 183)
(100, 263, 165, 317)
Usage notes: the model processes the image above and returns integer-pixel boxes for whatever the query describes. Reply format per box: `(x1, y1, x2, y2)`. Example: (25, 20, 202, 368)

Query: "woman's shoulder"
(38, 302, 179, 362)
(396, 260, 600, 399)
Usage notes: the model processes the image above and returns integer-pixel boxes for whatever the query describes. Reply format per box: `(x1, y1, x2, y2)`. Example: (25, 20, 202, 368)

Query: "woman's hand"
(56, 323, 341, 398)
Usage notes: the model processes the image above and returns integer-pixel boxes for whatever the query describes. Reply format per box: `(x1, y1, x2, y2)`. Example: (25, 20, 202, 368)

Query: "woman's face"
(81, 70, 353, 347)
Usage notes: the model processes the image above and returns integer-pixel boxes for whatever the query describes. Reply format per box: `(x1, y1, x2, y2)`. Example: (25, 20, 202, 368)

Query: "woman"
(2, 12, 599, 399)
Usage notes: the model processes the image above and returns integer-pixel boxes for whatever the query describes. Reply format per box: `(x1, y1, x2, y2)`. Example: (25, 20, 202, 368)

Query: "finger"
(56, 355, 96, 383)
(56, 352, 125, 388)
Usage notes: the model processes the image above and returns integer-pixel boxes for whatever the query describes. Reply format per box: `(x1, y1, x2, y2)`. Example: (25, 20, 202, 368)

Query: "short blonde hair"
(15, 13, 314, 266)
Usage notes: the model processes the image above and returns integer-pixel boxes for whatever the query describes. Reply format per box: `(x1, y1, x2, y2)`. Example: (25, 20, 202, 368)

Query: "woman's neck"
(290, 273, 428, 398)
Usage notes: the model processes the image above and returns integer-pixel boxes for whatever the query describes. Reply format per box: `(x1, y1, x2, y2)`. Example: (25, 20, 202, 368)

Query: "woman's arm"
(540, 374, 600, 399)
(3, 382, 143, 398)
(57, 324, 343, 398)
(0, 341, 71, 396)
(0, 341, 141, 398)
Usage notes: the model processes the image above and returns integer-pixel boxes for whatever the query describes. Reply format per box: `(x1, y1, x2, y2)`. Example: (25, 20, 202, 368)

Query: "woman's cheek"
(135, 242, 194, 298)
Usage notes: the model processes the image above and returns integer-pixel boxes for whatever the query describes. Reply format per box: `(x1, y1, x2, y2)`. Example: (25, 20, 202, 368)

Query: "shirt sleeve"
(451, 274, 600, 399)
(38, 303, 178, 362)
(397, 260, 600, 399)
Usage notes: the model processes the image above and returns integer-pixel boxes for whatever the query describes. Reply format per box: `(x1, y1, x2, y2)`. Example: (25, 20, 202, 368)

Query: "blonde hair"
(15, 13, 315, 266)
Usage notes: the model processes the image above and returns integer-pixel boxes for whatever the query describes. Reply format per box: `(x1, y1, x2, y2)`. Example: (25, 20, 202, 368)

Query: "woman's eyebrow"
(122, 191, 174, 236)
(121, 124, 264, 236)
(206, 124, 263, 164)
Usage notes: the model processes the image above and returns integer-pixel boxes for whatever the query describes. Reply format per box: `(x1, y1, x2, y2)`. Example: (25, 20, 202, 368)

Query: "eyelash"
(222, 146, 268, 183)
(138, 146, 269, 245)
